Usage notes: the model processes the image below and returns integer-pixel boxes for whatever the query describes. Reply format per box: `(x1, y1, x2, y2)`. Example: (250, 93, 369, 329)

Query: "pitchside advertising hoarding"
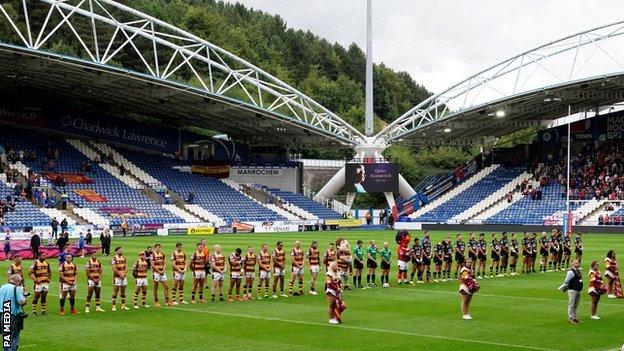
(345, 163, 399, 193)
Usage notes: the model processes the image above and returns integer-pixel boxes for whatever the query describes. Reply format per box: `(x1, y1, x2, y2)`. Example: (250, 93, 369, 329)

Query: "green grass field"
(6, 230, 624, 351)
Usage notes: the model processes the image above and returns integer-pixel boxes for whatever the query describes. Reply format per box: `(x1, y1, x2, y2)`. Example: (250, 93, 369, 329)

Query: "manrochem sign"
(61, 116, 170, 150)
(233, 168, 283, 176)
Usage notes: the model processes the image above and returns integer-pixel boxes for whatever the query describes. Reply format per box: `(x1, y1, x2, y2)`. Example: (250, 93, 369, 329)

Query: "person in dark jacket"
(30, 232, 41, 258)
(60, 218, 68, 232)
(50, 217, 59, 239)
(85, 229, 93, 246)
(57, 232, 69, 254)
(558, 259, 583, 324)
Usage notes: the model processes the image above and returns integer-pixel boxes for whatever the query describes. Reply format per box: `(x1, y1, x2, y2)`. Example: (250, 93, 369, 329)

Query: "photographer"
(0, 274, 28, 351)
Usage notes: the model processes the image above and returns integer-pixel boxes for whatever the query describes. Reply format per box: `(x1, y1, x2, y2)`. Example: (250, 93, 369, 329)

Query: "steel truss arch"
(0, 0, 365, 146)
(376, 20, 624, 144)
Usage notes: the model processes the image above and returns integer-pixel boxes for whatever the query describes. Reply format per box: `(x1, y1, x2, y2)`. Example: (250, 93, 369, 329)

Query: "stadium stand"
(115, 149, 287, 224)
(264, 188, 341, 220)
(0, 180, 50, 227)
(0, 126, 183, 227)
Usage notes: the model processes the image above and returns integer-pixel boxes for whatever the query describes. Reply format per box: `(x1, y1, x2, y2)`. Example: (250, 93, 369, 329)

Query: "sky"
(224, 0, 624, 93)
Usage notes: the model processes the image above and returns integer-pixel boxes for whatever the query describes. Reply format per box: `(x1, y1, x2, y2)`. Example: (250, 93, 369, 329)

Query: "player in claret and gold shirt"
(256, 243, 271, 299)
(271, 241, 287, 298)
(58, 254, 78, 315)
(288, 240, 305, 296)
(242, 246, 256, 300)
(170, 242, 187, 305)
(132, 251, 150, 309)
(151, 243, 171, 307)
(111, 247, 129, 311)
(210, 244, 226, 302)
(306, 241, 320, 295)
(190, 243, 207, 304)
(85, 252, 104, 313)
(29, 252, 50, 316)
(228, 248, 244, 302)
(7, 256, 23, 281)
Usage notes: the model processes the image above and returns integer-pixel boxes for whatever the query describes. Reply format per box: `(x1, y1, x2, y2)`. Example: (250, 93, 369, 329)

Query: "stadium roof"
(0, 0, 364, 148)
(375, 21, 624, 145)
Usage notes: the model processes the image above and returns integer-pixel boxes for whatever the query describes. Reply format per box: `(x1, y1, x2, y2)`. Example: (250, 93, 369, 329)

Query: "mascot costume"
(395, 230, 411, 284)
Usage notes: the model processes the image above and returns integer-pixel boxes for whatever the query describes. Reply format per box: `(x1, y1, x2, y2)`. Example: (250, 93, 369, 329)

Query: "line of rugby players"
(4, 230, 598, 318)
(396, 230, 583, 284)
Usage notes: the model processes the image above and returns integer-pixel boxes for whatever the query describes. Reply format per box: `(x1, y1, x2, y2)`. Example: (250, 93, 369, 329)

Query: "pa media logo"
(2, 299, 12, 347)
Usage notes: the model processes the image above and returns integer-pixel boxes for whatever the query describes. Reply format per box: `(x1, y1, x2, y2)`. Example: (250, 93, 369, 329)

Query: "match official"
(558, 259, 583, 324)
(0, 274, 28, 351)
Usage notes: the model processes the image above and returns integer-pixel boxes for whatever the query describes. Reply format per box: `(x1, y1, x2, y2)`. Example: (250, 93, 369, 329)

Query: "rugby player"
(500, 232, 509, 276)
(490, 234, 502, 277)
(442, 236, 453, 280)
(58, 253, 78, 315)
(352, 240, 364, 288)
(210, 244, 226, 302)
(410, 237, 423, 284)
(288, 241, 305, 296)
(476, 233, 487, 279)
(7, 256, 23, 281)
(242, 246, 256, 300)
(271, 241, 287, 298)
(228, 248, 244, 301)
(433, 240, 444, 282)
(521, 232, 531, 274)
(151, 243, 171, 307)
(454, 234, 466, 279)
(85, 252, 104, 313)
(111, 247, 129, 311)
(562, 232, 572, 269)
(337, 240, 352, 289)
(323, 242, 337, 272)
(256, 243, 271, 299)
(190, 243, 207, 303)
(539, 232, 549, 273)
(549, 231, 560, 272)
(422, 234, 432, 283)
(574, 232, 584, 264)
(29, 252, 50, 316)
(509, 233, 519, 275)
(307, 241, 321, 294)
(132, 251, 150, 308)
(171, 242, 188, 305)
(365, 240, 378, 288)
(530, 232, 538, 272)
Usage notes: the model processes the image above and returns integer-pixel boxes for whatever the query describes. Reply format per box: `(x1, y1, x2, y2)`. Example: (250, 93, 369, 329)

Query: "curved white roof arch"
(376, 20, 624, 144)
(0, 0, 365, 146)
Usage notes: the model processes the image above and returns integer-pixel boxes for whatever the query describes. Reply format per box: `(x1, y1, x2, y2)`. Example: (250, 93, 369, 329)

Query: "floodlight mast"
(365, 0, 374, 137)
(313, 1, 417, 212)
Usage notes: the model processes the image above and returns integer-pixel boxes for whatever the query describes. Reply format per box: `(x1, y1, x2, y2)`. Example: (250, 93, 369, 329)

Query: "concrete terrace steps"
(452, 171, 532, 223)
(409, 165, 499, 219)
